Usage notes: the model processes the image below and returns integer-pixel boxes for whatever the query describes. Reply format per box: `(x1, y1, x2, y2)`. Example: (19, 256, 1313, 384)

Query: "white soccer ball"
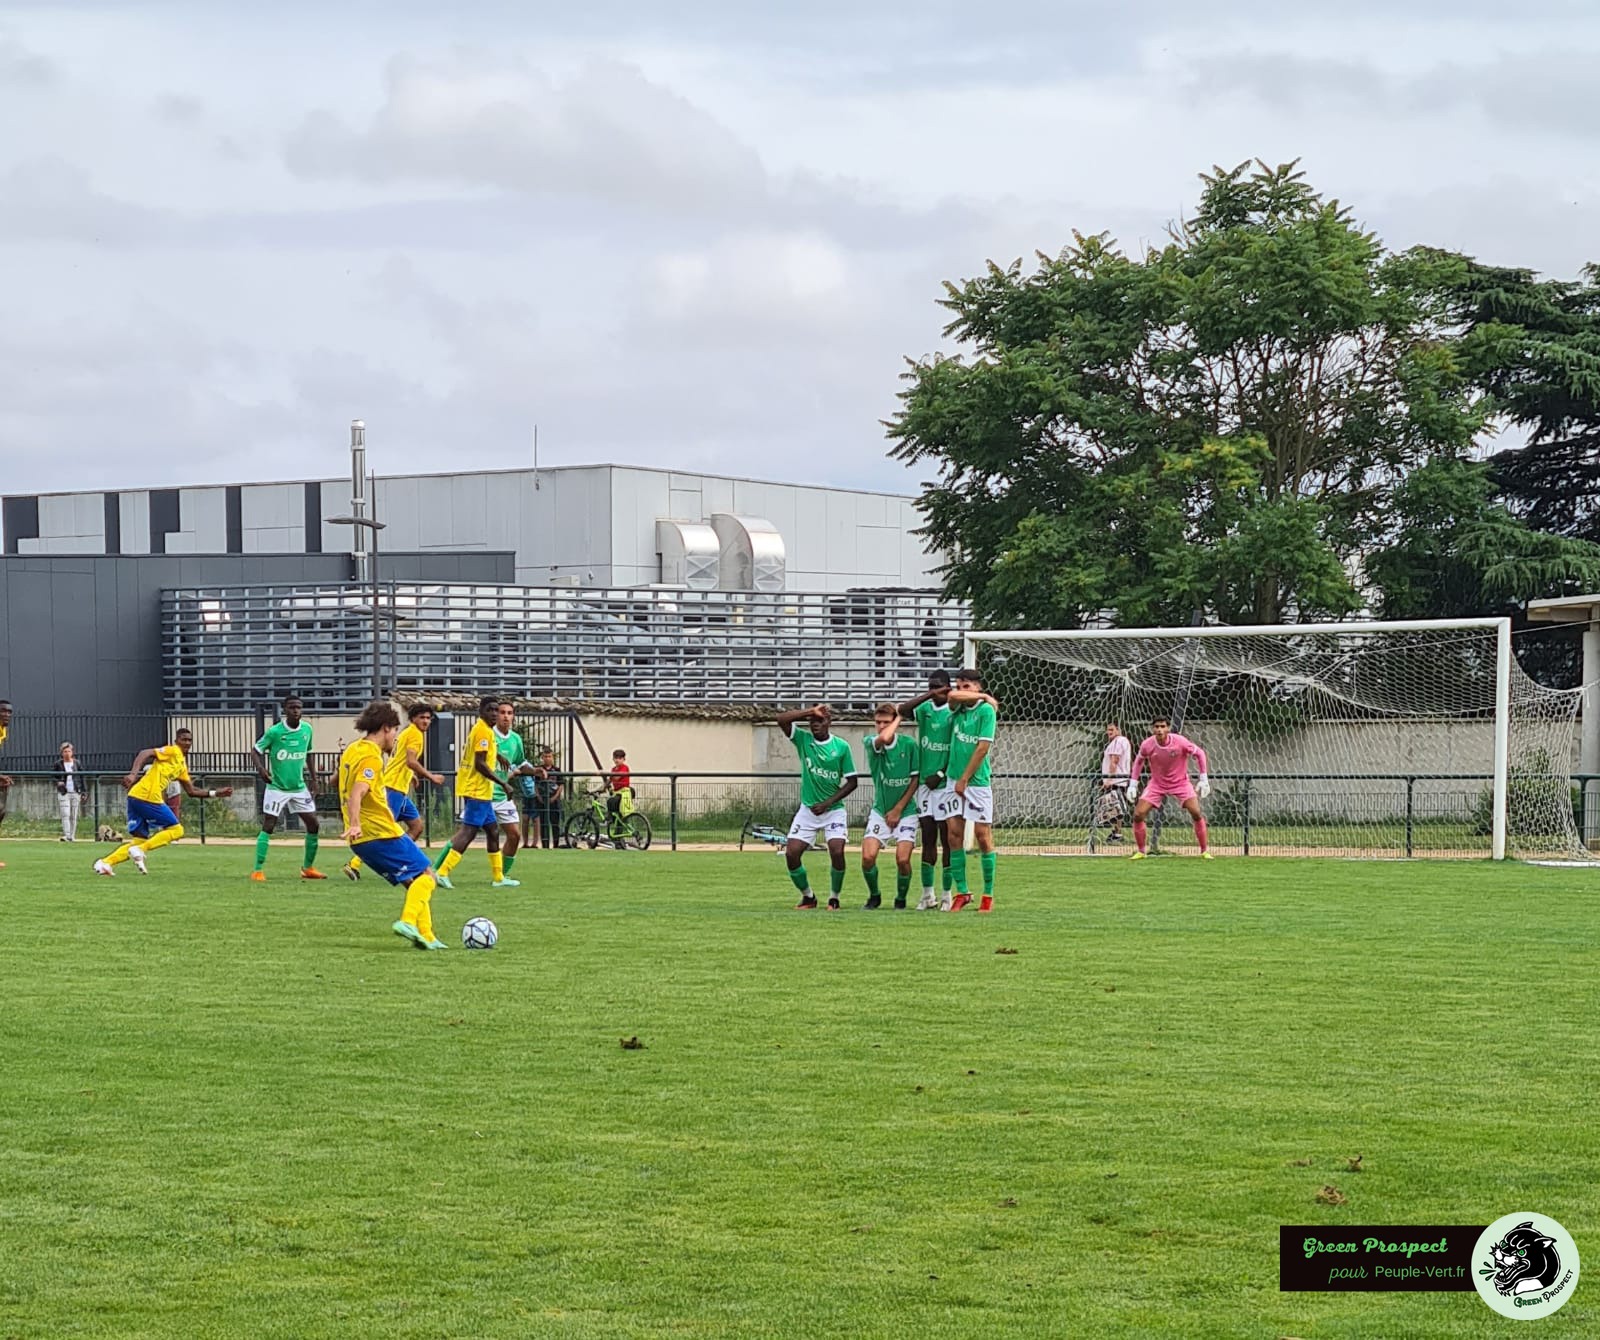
(461, 917, 498, 950)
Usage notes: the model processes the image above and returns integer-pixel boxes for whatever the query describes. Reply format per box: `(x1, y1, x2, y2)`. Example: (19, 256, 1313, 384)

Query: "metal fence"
(160, 582, 968, 712)
(3, 769, 1594, 859)
(0, 712, 261, 774)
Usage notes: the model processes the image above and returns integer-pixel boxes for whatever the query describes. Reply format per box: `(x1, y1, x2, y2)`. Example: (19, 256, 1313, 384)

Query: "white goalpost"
(965, 618, 1587, 861)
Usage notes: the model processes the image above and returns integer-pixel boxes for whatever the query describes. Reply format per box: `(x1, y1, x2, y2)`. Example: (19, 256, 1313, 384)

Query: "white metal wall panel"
(180, 489, 227, 551)
(16, 466, 940, 587)
(447, 473, 489, 547)
(609, 467, 662, 576)
(121, 491, 151, 554)
(241, 484, 303, 553)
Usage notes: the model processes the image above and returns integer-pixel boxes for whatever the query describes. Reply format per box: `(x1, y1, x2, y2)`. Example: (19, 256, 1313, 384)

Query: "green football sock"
(303, 832, 319, 869)
(920, 861, 935, 891)
(254, 830, 270, 871)
(863, 866, 881, 898)
(788, 866, 811, 894)
(980, 851, 997, 895)
(830, 866, 846, 896)
(434, 845, 451, 870)
(942, 864, 953, 893)
(896, 872, 912, 900)
(950, 850, 969, 895)
(502, 854, 516, 876)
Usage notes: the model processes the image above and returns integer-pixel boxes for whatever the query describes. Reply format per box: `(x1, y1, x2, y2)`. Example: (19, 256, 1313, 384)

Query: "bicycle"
(565, 784, 652, 851)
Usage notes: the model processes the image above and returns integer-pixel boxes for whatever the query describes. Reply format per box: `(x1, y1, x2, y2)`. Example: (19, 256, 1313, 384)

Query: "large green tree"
(888, 161, 1600, 634)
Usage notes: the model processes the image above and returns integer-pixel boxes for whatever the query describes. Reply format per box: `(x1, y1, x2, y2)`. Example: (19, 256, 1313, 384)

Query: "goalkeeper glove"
(1125, 777, 1139, 798)
(1196, 774, 1210, 798)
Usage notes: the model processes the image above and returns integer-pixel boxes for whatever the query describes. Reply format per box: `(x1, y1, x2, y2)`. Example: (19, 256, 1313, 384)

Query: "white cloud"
(0, 31, 56, 88)
(150, 91, 203, 124)
(1, 3, 1597, 501)
(285, 52, 768, 217)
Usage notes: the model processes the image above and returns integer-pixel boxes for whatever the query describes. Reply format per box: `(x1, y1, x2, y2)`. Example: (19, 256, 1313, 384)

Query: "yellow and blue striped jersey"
(129, 745, 189, 803)
(382, 724, 426, 794)
(456, 720, 497, 800)
(340, 739, 403, 841)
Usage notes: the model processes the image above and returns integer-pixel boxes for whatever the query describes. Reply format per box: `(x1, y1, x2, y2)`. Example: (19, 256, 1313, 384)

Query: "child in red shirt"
(606, 749, 631, 838)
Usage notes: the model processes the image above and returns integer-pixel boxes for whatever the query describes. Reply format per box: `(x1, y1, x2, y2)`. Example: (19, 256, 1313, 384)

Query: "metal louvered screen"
(162, 583, 968, 713)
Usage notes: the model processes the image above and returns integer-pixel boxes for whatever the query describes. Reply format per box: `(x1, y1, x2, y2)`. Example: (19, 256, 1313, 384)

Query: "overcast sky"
(1, 1, 1596, 497)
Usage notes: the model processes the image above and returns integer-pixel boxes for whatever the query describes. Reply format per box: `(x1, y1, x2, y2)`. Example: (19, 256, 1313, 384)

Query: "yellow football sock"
(415, 877, 437, 943)
(143, 824, 185, 852)
(489, 851, 503, 882)
(348, 855, 363, 871)
(404, 872, 437, 940)
(106, 843, 133, 867)
(439, 848, 462, 878)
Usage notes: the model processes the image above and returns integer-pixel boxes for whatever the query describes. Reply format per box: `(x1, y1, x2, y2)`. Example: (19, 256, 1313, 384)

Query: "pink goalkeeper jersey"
(1132, 733, 1207, 790)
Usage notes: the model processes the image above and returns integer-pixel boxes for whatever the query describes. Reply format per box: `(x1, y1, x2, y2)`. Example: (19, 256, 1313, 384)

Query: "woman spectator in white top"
(54, 742, 84, 841)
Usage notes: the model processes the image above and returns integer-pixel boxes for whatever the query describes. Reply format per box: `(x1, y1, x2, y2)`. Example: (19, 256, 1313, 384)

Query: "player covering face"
(860, 703, 921, 909)
(899, 672, 957, 910)
(775, 703, 858, 909)
(945, 670, 1000, 912)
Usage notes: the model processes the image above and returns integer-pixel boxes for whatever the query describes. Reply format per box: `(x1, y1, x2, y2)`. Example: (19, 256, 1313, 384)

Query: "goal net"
(968, 620, 1586, 861)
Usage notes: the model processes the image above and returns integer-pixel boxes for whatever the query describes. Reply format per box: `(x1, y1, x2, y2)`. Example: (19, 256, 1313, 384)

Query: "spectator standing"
(0, 699, 13, 866)
(1098, 721, 1132, 844)
(531, 747, 564, 848)
(54, 742, 84, 841)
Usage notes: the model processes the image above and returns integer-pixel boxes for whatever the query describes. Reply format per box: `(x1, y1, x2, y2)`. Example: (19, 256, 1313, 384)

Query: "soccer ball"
(461, 917, 498, 950)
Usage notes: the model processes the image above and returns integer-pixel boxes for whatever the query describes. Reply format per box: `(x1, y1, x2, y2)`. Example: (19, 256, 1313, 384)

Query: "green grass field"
(1, 840, 1595, 1338)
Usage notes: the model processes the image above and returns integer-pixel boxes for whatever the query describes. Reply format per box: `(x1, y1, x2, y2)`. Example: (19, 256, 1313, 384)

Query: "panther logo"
(1487, 1222, 1561, 1297)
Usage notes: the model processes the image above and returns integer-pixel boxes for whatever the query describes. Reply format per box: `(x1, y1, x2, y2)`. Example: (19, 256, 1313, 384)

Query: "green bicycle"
(565, 784, 652, 851)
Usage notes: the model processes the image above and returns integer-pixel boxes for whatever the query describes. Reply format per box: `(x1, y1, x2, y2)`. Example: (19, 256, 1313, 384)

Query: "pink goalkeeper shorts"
(1140, 781, 1196, 805)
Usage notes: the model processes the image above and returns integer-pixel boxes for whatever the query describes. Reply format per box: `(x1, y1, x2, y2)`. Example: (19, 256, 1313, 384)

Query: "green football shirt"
(948, 701, 997, 787)
(256, 720, 313, 792)
(864, 733, 920, 817)
(492, 727, 526, 802)
(791, 724, 856, 812)
(913, 700, 955, 782)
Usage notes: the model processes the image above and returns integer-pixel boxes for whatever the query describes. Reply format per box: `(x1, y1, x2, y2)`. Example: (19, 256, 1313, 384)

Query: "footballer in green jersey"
(859, 701, 921, 909)
(775, 703, 858, 910)
(252, 694, 324, 880)
(492, 699, 540, 881)
(946, 667, 1000, 914)
(900, 669, 957, 909)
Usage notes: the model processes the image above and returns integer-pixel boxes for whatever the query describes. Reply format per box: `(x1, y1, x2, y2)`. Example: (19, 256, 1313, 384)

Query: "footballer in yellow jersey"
(344, 703, 443, 882)
(433, 695, 517, 890)
(95, 728, 234, 876)
(0, 698, 12, 863)
(337, 701, 444, 950)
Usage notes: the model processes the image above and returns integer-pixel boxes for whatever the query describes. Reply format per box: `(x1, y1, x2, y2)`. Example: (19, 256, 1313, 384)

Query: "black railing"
(1, 769, 1592, 858)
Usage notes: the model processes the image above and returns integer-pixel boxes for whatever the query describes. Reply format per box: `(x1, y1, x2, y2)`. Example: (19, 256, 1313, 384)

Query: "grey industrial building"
(3, 461, 938, 592)
(1, 456, 961, 734)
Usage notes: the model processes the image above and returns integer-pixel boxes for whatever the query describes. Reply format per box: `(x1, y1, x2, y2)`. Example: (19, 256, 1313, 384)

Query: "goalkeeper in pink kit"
(1126, 716, 1214, 859)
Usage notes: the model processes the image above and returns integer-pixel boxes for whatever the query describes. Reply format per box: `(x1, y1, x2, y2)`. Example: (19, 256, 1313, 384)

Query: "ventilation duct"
(710, 513, 785, 592)
(655, 519, 721, 590)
